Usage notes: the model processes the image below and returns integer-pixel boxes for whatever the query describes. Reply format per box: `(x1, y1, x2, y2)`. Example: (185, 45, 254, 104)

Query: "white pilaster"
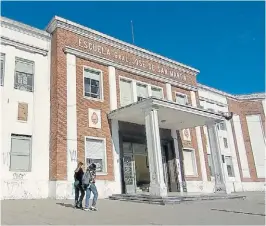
(66, 53, 78, 182)
(132, 80, 138, 102)
(108, 66, 117, 111)
(207, 124, 229, 193)
(165, 83, 173, 101)
(191, 91, 207, 182)
(111, 119, 122, 194)
(144, 107, 167, 197)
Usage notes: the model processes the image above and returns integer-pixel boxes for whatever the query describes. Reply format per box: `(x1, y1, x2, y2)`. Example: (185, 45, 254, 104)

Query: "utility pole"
(131, 20, 135, 44)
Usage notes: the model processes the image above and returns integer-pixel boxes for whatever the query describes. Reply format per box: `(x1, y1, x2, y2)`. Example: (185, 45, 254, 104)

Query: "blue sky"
(1, 1, 265, 94)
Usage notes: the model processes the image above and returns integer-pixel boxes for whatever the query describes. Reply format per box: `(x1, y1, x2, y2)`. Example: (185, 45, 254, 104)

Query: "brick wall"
(228, 98, 265, 182)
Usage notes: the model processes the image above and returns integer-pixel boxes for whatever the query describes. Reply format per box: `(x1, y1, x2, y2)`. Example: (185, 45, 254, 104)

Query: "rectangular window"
(119, 79, 133, 107)
(207, 154, 215, 177)
(14, 58, 34, 92)
(136, 83, 148, 101)
(10, 134, 32, 172)
(183, 149, 197, 176)
(85, 137, 106, 173)
(225, 156, 235, 177)
(151, 86, 163, 99)
(176, 93, 187, 105)
(84, 68, 102, 100)
(219, 122, 227, 131)
(1, 53, 5, 86)
(223, 137, 228, 148)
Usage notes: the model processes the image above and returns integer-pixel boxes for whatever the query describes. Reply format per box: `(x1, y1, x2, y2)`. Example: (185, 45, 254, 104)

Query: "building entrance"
(121, 140, 179, 194)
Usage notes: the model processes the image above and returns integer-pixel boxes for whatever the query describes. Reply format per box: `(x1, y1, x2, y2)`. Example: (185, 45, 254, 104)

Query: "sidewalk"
(1, 192, 265, 225)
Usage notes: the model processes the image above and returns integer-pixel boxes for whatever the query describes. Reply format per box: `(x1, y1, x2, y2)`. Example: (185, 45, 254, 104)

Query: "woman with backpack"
(83, 163, 98, 211)
(74, 162, 85, 209)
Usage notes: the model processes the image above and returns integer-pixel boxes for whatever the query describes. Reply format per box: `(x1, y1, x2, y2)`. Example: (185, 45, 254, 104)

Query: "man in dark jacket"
(74, 162, 85, 209)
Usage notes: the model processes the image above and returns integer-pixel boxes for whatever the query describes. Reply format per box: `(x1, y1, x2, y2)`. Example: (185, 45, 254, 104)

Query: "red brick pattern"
(228, 98, 265, 182)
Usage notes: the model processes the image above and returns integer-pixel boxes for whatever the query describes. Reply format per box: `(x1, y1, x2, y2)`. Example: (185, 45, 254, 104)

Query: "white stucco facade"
(0, 17, 51, 199)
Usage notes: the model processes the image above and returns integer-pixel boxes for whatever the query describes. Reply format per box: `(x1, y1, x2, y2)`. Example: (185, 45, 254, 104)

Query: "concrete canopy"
(108, 97, 226, 130)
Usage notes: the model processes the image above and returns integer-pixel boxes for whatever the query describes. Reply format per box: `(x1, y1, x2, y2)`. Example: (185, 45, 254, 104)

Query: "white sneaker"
(84, 208, 91, 211)
(90, 206, 97, 211)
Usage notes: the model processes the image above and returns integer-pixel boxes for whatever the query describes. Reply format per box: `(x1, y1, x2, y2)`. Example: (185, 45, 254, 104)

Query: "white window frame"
(9, 134, 32, 172)
(83, 66, 104, 102)
(136, 81, 149, 101)
(182, 148, 198, 177)
(84, 136, 107, 175)
(225, 156, 235, 177)
(150, 85, 164, 99)
(119, 75, 164, 103)
(14, 57, 35, 92)
(175, 92, 188, 105)
(223, 137, 228, 149)
(1, 53, 5, 86)
(119, 76, 134, 106)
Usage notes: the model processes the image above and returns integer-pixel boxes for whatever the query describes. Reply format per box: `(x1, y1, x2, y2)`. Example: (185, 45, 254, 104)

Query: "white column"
(171, 129, 184, 193)
(108, 66, 117, 111)
(144, 107, 167, 197)
(166, 83, 184, 192)
(132, 80, 137, 102)
(66, 53, 78, 181)
(191, 91, 208, 182)
(207, 124, 228, 193)
(166, 83, 173, 101)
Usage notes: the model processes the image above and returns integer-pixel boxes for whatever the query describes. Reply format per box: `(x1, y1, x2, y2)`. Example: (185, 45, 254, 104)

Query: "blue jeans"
(85, 183, 98, 208)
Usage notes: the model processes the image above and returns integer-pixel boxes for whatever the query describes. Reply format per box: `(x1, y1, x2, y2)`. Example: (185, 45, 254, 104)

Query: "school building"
(1, 16, 265, 199)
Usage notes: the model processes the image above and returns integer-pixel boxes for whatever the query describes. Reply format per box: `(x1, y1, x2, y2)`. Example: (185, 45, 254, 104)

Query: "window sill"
(96, 172, 108, 176)
(17, 120, 28, 123)
(83, 96, 104, 102)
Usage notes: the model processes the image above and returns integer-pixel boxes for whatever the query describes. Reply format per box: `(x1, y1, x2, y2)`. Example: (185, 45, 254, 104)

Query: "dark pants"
(74, 184, 85, 207)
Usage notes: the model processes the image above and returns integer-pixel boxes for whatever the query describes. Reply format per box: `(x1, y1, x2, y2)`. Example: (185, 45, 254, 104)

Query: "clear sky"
(1, 1, 265, 95)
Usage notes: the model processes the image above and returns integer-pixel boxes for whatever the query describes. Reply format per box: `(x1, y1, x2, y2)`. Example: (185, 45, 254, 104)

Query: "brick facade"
(228, 98, 265, 182)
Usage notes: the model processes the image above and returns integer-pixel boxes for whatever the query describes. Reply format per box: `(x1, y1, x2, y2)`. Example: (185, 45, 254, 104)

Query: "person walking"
(74, 162, 85, 209)
(83, 163, 98, 211)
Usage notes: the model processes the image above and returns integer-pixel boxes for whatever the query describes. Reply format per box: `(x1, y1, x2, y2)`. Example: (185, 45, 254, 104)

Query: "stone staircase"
(109, 193, 246, 205)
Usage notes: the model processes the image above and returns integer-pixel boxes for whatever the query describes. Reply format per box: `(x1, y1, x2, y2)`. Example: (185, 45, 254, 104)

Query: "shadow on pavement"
(56, 202, 75, 208)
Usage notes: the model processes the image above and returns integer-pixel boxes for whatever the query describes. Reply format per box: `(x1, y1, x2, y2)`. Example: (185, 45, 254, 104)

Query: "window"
(183, 149, 197, 176)
(120, 79, 133, 107)
(176, 93, 187, 105)
(151, 86, 163, 99)
(225, 156, 235, 177)
(223, 137, 228, 148)
(136, 83, 148, 101)
(219, 122, 227, 131)
(10, 134, 31, 172)
(14, 58, 34, 92)
(207, 154, 215, 177)
(85, 137, 106, 173)
(1, 53, 5, 86)
(84, 68, 102, 100)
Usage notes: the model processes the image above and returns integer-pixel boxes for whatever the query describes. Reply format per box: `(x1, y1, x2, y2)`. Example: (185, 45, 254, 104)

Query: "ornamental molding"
(1, 16, 50, 40)
(198, 84, 265, 101)
(1, 36, 48, 56)
(64, 46, 198, 92)
(46, 16, 199, 76)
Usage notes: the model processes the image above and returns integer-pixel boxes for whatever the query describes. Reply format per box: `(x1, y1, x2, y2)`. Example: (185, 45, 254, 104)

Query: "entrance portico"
(108, 97, 228, 197)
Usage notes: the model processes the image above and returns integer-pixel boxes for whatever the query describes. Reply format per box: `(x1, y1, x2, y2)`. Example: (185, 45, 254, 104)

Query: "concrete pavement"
(1, 192, 265, 225)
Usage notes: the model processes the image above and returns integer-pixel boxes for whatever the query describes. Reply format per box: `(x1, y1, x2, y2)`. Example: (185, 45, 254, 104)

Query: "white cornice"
(1, 36, 48, 56)
(64, 46, 198, 92)
(46, 16, 199, 76)
(199, 96, 227, 107)
(198, 83, 265, 101)
(1, 16, 51, 40)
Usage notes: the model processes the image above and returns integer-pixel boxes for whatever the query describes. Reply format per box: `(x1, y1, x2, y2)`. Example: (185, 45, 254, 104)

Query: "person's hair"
(75, 162, 83, 172)
(89, 163, 96, 170)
